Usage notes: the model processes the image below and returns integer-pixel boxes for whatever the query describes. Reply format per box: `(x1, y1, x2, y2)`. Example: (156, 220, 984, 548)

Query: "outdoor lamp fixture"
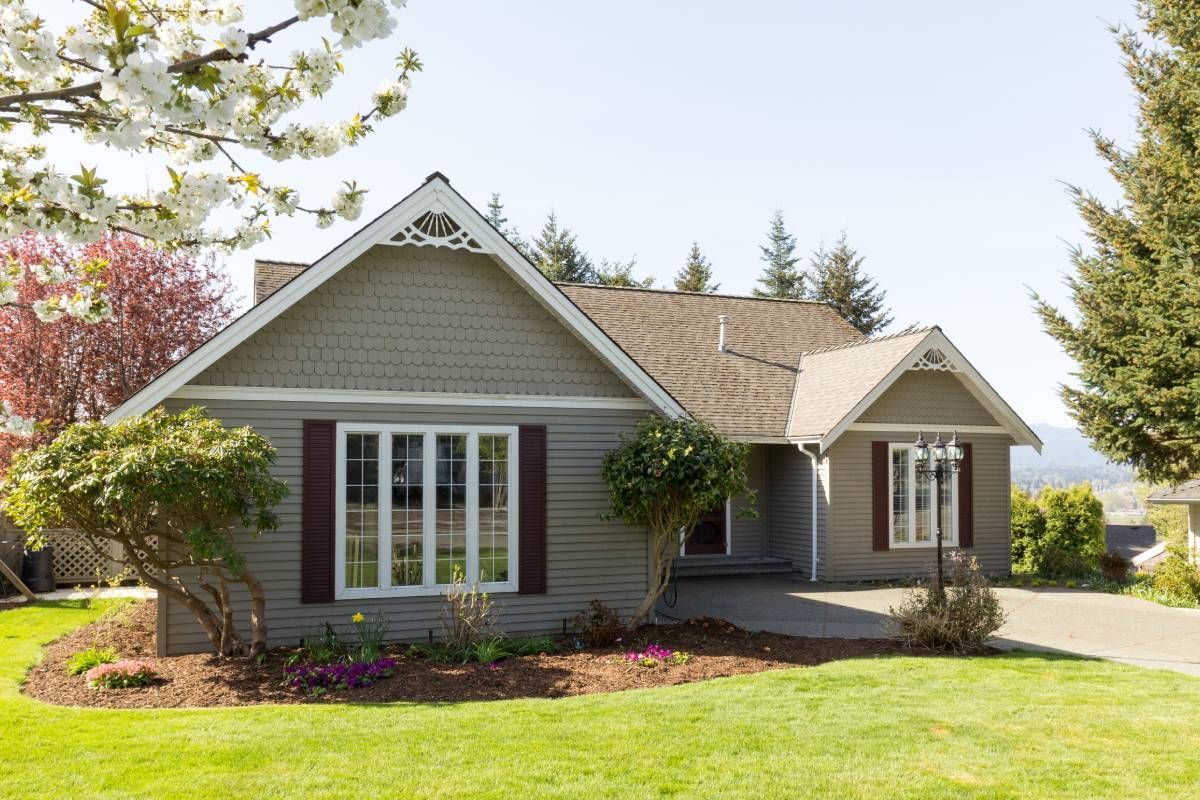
(913, 431, 965, 601)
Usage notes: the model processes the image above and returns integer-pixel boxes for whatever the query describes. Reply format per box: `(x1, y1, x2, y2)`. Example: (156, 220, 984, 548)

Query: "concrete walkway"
(3, 586, 155, 604)
(663, 576, 1200, 676)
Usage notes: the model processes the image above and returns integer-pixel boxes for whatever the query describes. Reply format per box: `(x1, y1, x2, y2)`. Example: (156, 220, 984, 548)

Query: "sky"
(40, 0, 1143, 427)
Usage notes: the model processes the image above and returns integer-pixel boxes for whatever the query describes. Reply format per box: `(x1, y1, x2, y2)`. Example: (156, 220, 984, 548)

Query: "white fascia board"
(816, 329, 1043, 454)
(107, 176, 684, 423)
(170, 385, 651, 411)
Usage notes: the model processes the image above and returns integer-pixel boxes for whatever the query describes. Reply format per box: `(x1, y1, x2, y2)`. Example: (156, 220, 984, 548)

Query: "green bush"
(1152, 552, 1200, 603)
(1010, 483, 1105, 576)
(571, 600, 624, 648)
(66, 645, 118, 677)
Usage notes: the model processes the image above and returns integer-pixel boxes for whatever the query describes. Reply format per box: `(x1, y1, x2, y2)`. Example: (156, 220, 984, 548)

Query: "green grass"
(2, 601, 1200, 799)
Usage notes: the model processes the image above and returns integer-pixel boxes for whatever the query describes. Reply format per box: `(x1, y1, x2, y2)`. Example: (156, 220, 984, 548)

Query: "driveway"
(663, 576, 1200, 676)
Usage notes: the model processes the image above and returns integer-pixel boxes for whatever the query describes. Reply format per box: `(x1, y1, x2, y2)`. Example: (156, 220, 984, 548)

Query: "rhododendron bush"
(0, 232, 232, 455)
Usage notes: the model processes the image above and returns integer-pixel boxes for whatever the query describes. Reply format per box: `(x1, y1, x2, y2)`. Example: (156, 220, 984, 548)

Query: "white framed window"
(888, 442, 956, 547)
(335, 423, 519, 598)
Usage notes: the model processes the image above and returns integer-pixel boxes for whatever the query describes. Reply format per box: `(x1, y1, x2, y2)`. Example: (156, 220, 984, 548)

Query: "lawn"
(2, 602, 1200, 799)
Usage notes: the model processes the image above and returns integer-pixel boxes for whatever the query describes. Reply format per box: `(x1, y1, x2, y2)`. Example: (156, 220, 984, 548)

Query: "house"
(1147, 482, 1200, 565)
(107, 172, 1042, 655)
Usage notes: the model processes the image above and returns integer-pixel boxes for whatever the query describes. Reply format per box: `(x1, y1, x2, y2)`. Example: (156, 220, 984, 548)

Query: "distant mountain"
(1011, 423, 1115, 468)
(1011, 424, 1135, 501)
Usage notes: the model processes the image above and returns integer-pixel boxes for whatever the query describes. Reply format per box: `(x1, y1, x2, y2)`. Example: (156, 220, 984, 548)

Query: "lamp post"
(913, 431, 965, 603)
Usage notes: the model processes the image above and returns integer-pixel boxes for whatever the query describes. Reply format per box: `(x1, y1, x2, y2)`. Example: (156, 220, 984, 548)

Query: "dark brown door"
(685, 507, 727, 555)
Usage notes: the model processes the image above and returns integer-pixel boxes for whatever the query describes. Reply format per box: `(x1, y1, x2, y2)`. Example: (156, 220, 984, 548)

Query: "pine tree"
(1036, 1, 1200, 483)
(753, 210, 804, 299)
(484, 193, 530, 257)
(808, 233, 893, 335)
(595, 257, 654, 288)
(530, 211, 597, 284)
(674, 243, 720, 293)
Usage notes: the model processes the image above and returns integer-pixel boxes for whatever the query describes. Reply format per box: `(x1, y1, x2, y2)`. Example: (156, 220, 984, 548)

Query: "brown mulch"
(23, 600, 918, 709)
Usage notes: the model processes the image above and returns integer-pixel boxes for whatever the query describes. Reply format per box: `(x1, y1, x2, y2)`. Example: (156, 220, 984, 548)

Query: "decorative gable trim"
(802, 329, 1041, 454)
(911, 347, 957, 372)
(107, 173, 686, 422)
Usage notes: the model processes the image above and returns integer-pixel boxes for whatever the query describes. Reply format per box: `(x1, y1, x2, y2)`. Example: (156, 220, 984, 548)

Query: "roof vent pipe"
(718, 315, 728, 353)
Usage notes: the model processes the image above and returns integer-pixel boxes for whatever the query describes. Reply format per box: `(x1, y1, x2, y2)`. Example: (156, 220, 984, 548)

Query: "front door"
(685, 507, 727, 555)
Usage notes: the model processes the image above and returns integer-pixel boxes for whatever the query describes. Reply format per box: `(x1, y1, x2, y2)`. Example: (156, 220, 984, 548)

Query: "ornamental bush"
(1, 407, 288, 657)
(86, 659, 157, 689)
(601, 416, 752, 625)
(1009, 483, 1105, 576)
(890, 553, 1006, 653)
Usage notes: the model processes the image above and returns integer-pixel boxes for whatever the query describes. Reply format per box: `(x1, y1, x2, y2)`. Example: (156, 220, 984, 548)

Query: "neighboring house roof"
(253, 260, 306, 304)
(1105, 524, 1158, 561)
(786, 326, 1043, 452)
(558, 284, 862, 440)
(107, 172, 687, 421)
(1148, 479, 1200, 504)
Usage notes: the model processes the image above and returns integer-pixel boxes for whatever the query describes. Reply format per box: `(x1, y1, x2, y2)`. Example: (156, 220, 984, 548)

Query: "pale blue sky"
(49, 1, 1143, 426)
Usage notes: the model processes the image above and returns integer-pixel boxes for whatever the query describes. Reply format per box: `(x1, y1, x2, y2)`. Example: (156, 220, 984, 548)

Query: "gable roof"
(558, 284, 862, 439)
(107, 173, 686, 421)
(1148, 479, 1200, 504)
(786, 326, 1042, 452)
(253, 259, 306, 304)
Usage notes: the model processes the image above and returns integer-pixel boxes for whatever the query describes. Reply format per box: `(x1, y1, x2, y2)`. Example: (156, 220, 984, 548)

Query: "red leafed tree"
(0, 233, 235, 470)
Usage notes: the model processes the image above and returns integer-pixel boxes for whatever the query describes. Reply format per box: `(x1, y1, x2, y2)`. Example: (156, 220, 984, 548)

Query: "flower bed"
(23, 602, 921, 709)
(286, 657, 397, 695)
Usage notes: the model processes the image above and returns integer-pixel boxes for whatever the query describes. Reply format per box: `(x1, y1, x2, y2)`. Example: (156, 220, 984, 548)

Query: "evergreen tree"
(674, 243, 720, 293)
(530, 211, 597, 284)
(595, 257, 654, 288)
(484, 193, 530, 258)
(1036, 1, 1200, 483)
(808, 233, 893, 335)
(753, 210, 805, 299)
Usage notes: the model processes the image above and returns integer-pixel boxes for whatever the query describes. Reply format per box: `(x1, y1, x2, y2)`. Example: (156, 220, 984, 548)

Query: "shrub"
(1010, 486, 1045, 571)
(295, 622, 348, 666)
(889, 553, 1006, 653)
(86, 659, 157, 689)
(440, 566, 496, 653)
(601, 416, 753, 624)
(1099, 551, 1130, 582)
(501, 635, 558, 657)
(1151, 552, 1200, 603)
(286, 657, 397, 696)
(66, 645, 118, 677)
(572, 600, 625, 648)
(469, 639, 506, 666)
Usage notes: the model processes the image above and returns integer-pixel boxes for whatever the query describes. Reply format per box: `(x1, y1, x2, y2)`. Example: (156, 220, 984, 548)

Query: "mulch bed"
(24, 600, 919, 709)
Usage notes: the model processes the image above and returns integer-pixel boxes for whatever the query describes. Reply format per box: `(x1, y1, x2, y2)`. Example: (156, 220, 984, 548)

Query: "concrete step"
(674, 555, 795, 579)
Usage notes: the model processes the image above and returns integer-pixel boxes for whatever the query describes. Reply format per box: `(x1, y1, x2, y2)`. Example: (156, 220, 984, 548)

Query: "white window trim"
(887, 442, 958, 549)
(334, 422, 519, 599)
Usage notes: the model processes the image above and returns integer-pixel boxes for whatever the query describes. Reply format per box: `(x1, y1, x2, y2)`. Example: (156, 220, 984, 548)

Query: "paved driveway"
(663, 576, 1200, 676)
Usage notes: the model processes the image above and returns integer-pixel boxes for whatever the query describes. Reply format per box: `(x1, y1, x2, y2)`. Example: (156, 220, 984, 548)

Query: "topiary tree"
(1010, 485, 1046, 572)
(601, 416, 753, 625)
(1, 407, 287, 657)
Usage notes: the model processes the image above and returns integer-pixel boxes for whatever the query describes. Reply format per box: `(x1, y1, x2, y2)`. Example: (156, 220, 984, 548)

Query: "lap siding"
(159, 398, 649, 655)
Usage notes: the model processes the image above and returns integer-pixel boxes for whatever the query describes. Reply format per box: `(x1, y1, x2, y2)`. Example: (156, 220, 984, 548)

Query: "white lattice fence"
(43, 529, 129, 584)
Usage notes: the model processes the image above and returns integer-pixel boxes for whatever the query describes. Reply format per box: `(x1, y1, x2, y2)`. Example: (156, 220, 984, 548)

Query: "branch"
(0, 16, 302, 109)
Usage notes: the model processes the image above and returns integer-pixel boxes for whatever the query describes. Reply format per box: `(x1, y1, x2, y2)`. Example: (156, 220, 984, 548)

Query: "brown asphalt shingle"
(253, 260, 307, 304)
(557, 284, 863, 438)
(1148, 479, 1200, 503)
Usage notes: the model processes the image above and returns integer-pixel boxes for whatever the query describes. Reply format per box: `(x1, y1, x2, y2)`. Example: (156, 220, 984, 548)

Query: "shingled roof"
(253, 260, 306, 304)
(1148, 479, 1200, 503)
(557, 284, 862, 439)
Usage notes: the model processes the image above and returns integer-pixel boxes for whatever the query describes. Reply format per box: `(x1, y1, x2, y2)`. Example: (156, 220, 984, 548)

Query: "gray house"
(108, 173, 1042, 655)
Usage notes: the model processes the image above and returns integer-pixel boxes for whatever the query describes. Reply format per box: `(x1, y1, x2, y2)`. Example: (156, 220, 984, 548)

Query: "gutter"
(800, 444, 819, 582)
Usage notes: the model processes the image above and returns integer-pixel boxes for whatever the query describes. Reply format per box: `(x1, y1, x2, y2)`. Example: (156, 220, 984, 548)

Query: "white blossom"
(218, 27, 249, 57)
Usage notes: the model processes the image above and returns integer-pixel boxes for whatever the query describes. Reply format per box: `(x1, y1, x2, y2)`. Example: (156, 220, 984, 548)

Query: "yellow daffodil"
(351, 612, 365, 624)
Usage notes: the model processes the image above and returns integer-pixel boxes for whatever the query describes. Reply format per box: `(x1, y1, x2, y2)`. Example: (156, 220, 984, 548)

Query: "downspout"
(800, 443, 820, 582)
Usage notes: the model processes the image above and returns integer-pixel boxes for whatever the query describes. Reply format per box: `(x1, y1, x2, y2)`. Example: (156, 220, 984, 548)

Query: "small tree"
(601, 416, 752, 624)
(1, 408, 287, 657)
(530, 211, 598, 284)
(1009, 485, 1046, 571)
(753, 210, 805, 299)
(808, 233, 893, 335)
(595, 257, 654, 288)
(674, 243, 720, 293)
(1035, 484, 1106, 575)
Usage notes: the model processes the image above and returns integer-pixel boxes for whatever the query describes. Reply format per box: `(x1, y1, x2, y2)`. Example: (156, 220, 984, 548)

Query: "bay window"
(889, 442, 956, 547)
(336, 424, 518, 597)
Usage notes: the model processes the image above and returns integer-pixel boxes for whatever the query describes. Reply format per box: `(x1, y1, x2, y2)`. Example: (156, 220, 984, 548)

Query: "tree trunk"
(242, 568, 268, 658)
(629, 529, 680, 626)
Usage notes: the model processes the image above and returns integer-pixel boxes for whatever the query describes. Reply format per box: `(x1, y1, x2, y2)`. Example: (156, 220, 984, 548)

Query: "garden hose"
(662, 556, 679, 608)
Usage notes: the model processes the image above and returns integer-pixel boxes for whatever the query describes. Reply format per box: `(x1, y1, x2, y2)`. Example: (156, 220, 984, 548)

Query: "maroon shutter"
(518, 425, 547, 595)
(871, 441, 890, 551)
(301, 420, 336, 604)
(958, 442, 974, 549)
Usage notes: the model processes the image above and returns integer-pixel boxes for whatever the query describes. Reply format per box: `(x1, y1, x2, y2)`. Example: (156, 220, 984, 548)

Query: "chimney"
(717, 315, 729, 353)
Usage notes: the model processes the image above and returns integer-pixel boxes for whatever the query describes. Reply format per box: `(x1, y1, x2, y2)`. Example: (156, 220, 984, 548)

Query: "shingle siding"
(159, 399, 649, 654)
(192, 246, 636, 398)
